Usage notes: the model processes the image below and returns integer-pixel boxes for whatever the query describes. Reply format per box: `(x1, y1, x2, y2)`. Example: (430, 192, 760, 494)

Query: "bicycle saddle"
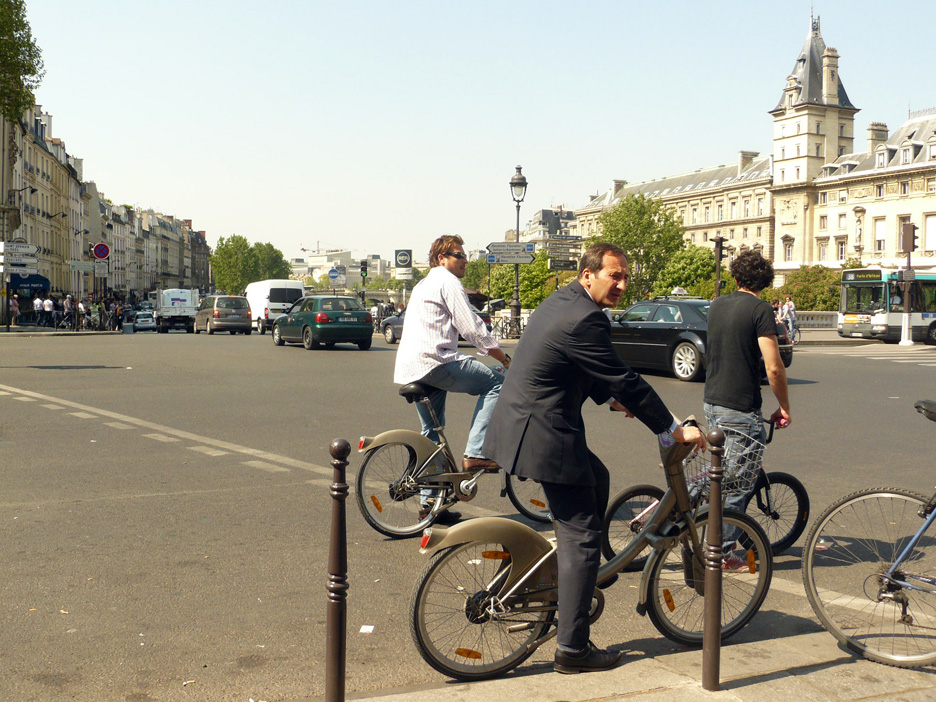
(399, 382, 433, 403)
(915, 400, 936, 423)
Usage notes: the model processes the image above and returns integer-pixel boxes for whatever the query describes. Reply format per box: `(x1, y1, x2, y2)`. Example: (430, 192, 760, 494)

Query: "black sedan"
(610, 297, 792, 382)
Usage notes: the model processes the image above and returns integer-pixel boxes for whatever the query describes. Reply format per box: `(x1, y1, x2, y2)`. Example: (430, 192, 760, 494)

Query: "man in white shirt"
(394, 236, 511, 519)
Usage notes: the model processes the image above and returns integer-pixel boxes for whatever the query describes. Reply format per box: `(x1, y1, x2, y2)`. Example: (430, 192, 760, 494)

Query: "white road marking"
(104, 422, 134, 430)
(13, 396, 36, 402)
(189, 446, 229, 457)
(143, 433, 180, 443)
(69, 412, 97, 419)
(243, 460, 290, 473)
(42, 404, 64, 410)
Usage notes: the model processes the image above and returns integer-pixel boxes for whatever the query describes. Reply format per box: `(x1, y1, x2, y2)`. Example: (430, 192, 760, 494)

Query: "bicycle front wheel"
(602, 484, 666, 565)
(747, 471, 809, 555)
(803, 487, 936, 668)
(504, 475, 551, 523)
(410, 541, 555, 680)
(355, 443, 437, 538)
(645, 509, 773, 646)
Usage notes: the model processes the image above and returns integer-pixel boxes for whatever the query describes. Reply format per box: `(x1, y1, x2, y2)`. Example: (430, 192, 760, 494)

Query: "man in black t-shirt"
(704, 251, 790, 563)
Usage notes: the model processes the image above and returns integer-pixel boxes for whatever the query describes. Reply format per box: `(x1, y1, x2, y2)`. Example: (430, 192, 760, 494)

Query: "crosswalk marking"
(243, 460, 290, 473)
(13, 396, 36, 402)
(104, 422, 134, 430)
(143, 433, 180, 443)
(42, 404, 64, 410)
(189, 446, 229, 457)
(69, 412, 97, 419)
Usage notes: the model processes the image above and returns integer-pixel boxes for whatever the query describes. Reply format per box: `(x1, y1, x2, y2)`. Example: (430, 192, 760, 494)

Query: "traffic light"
(713, 236, 726, 261)
(901, 222, 919, 253)
(360, 259, 368, 278)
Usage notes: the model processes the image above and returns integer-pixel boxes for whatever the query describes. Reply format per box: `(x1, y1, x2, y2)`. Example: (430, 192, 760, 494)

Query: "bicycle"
(603, 418, 808, 566)
(356, 381, 551, 538)
(802, 399, 936, 668)
(409, 419, 773, 680)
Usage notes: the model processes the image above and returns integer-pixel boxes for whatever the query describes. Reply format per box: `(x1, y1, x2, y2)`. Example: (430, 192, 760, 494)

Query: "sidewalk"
(303, 628, 936, 702)
(0, 323, 120, 336)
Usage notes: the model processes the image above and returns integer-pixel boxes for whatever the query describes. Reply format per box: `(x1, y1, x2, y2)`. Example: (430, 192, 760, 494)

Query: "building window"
(839, 147, 846, 156)
(780, 169, 785, 181)
(926, 213, 936, 250)
(837, 240, 847, 260)
(729, 228, 735, 239)
(703, 231, 708, 242)
(930, 144, 936, 160)
(876, 152, 886, 168)
(744, 200, 750, 217)
(796, 167, 801, 179)
(900, 181, 910, 195)
(796, 144, 801, 156)
(730, 201, 736, 219)
(742, 227, 748, 239)
(874, 218, 886, 251)
(819, 192, 828, 205)
(780, 147, 786, 160)
(927, 178, 936, 194)
(838, 213, 847, 229)
(704, 207, 710, 223)
(691, 233, 696, 243)
(839, 124, 845, 137)
(717, 204, 723, 221)
(756, 226, 762, 238)
(796, 122, 802, 134)
(902, 148, 912, 164)
(818, 242, 827, 260)
(815, 144, 822, 157)
(757, 199, 764, 216)
(876, 184, 885, 198)
(839, 190, 847, 203)
(784, 243, 793, 261)
(819, 215, 828, 230)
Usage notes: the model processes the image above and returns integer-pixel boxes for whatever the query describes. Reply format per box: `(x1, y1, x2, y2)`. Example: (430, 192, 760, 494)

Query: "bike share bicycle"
(408, 418, 773, 680)
(603, 418, 808, 565)
(355, 381, 551, 538)
(802, 399, 936, 668)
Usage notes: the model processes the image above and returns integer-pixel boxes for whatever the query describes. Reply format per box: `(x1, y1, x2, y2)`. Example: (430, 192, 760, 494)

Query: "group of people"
(771, 295, 797, 332)
(394, 235, 790, 675)
(14, 292, 127, 330)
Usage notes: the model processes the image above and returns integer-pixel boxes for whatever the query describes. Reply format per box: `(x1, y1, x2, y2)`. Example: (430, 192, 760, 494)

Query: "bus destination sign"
(842, 270, 882, 282)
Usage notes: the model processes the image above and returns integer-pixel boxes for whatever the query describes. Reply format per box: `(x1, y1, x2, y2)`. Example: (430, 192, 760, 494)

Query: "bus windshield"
(842, 283, 887, 314)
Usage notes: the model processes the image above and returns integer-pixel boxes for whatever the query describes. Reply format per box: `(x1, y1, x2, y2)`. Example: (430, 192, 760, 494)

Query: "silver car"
(195, 295, 252, 335)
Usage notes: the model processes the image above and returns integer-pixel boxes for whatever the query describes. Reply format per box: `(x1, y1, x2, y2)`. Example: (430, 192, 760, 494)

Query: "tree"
(251, 242, 291, 279)
(211, 235, 257, 294)
(594, 194, 686, 307)
(777, 265, 842, 311)
(462, 257, 489, 291)
(0, 0, 44, 124)
(652, 246, 718, 297)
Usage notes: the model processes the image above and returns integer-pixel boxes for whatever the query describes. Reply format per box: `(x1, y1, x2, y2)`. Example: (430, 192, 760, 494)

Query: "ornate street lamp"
(508, 165, 527, 336)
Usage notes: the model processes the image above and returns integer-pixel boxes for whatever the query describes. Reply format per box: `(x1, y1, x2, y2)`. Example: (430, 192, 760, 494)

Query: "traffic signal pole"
(899, 222, 918, 346)
(713, 236, 726, 298)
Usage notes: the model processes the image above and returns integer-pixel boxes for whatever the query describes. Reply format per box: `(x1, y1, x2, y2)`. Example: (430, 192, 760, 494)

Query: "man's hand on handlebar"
(769, 407, 791, 428)
(673, 424, 706, 452)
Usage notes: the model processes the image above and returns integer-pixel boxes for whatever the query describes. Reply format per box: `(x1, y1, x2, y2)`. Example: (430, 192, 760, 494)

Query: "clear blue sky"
(27, 1, 936, 262)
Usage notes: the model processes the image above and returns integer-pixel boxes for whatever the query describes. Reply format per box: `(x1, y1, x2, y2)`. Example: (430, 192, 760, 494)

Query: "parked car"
(271, 295, 373, 350)
(133, 311, 157, 332)
(194, 295, 252, 335)
(609, 296, 792, 382)
(380, 302, 491, 344)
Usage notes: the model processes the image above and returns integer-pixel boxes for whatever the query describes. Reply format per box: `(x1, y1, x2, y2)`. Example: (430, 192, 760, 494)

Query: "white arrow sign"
(0, 254, 39, 265)
(487, 242, 535, 253)
(0, 265, 39, 275)
(0, 242, 39, 255)
(487, 253, 535, 265)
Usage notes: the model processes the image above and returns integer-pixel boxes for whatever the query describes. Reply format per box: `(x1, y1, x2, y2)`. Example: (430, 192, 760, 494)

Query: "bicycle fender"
(358, 430, 443, 470)
(420, 517, 555, 582)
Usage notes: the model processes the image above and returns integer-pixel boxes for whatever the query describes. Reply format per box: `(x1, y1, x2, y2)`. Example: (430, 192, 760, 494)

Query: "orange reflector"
(358, 438, 365, 450)
(455, 648, 483, 660)
(663, 589, 675, 612)
(529, 499, 546, 508)
(420, 529, 432, 549)
(369, 495, 383, 513)
(481, 551, 510, 560)
(746, 550, 756, 574)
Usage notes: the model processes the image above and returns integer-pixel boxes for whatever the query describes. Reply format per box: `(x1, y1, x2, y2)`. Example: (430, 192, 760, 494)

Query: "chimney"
(612, 179, 626, 196)
(867, 122, 888, 156)
(738, 150, 758, 176)
(821, 47, 840, 106)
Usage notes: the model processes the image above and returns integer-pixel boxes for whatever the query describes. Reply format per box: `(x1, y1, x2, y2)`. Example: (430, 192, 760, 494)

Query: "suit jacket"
(482, 281, 673, 486)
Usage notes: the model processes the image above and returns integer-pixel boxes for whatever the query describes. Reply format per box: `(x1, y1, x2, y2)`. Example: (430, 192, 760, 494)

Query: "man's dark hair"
(578, 242, 627, 277)
(729, 250, 774, 293)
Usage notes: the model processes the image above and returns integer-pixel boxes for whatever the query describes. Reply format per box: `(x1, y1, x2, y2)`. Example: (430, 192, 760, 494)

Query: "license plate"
(338, 317, 357, 323)
(851, 332, 862, 337)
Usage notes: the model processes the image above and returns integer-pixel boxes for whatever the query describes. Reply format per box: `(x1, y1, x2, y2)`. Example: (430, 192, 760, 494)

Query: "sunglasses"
(443, 252, 467, 260)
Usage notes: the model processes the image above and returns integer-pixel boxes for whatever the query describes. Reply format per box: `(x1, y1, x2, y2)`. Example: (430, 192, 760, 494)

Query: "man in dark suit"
(483, 242, 705, 674)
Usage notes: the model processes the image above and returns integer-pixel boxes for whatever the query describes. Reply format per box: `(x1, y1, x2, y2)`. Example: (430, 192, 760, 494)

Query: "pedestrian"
(482, 241, 705, 674)
(703, 250, 791, 565)
(780, 295, 797, 334)
(43, 295, 54, 327)
(64, 295, 75, 328)
(393, 235, 512, 523)
(11, 294, 19, 325)
(33, 293, 43, 325)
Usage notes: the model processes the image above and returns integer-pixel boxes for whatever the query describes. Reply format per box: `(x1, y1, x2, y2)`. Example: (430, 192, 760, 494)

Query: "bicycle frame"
(882, 504, 936, 595)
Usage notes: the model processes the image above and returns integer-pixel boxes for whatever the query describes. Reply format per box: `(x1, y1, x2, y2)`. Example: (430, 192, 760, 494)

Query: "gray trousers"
(540, 455, 610, 652)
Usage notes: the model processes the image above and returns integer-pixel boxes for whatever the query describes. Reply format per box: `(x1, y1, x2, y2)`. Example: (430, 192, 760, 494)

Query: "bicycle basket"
(681, 424, 765, 501)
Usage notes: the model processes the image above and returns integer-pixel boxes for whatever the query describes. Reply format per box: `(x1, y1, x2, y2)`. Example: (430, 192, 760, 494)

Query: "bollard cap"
(329, 438, 351, 460)
(706, 428, 726, 447)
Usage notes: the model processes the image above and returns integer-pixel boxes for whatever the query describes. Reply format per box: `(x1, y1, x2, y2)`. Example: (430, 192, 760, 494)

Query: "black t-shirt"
(703, 292, 777, 413)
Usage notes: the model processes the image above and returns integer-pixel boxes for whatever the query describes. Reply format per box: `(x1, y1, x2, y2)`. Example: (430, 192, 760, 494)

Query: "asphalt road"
(0, 332, 934, 701)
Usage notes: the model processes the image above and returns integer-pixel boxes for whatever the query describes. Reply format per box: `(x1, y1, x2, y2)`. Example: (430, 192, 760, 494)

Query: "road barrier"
(702, 428, 725, 691)
(326, 438, 351, 702)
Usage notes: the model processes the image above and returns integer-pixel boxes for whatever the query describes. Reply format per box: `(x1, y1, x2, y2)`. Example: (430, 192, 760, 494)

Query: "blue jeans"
(414, 358, 504, 459)
(703, 403, 765, 549)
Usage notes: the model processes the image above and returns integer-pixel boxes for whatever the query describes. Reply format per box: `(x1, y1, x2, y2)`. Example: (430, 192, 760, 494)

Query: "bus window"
(890, 284, 903, 311)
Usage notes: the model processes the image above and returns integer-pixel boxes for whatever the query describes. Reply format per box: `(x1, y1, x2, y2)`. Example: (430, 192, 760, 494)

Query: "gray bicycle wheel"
(355, 443, 437, 538)
(803, 487, 936, 668)
(504, 475, 551, 523)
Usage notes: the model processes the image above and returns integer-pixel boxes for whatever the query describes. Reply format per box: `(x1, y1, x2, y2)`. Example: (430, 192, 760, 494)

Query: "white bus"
(838, 268, 936, 344)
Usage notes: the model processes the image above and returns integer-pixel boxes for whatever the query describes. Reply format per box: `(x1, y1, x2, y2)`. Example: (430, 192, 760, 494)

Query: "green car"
(271, 295, 373, 350)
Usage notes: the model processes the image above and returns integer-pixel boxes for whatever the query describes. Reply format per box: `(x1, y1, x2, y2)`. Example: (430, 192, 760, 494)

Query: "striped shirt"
(393, 266, 500, 384)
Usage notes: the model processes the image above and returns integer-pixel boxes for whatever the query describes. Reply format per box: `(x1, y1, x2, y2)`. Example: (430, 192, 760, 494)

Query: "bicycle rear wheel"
(803, 487, 936, 668)
(504, 475, 551, 523)
(355, 443, 438, 538)
(746, 471, 809, 555)
(410, 541, 555, 680)
(602, 484, 666, 566)
(645, 509, 772, 646)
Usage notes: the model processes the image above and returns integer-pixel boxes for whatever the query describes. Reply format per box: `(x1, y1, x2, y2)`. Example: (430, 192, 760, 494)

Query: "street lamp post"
(508, 165, 527, 337)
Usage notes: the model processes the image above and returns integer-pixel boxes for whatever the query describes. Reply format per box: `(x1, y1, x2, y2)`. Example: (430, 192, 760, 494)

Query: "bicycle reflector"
(420, 529, 432, 549)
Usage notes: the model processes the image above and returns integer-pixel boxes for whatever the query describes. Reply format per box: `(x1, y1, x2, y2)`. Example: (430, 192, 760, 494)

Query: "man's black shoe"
(554, 643, 622, 674)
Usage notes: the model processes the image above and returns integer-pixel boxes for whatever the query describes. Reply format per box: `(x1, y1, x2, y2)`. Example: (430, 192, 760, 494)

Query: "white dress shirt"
(394, 266, 499, 384)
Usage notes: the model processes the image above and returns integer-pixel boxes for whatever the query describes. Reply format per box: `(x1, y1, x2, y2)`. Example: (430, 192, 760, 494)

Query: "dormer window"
(902, 148, 912, 165)
(876, 151, 886, 168)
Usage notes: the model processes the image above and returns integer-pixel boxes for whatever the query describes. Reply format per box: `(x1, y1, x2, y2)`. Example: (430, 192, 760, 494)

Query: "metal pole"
(899, 249, 913, 346)
(702, 427, 725, 691)
(325, 438, 350, 702)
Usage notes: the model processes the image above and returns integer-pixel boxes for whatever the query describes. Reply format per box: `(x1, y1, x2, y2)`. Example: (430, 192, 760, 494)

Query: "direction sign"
(547, 245, 578, 253)
(549, 235, 582, 242)
(69, 260, 94, 272)
(0, 242, 39, 255)
(0, 254, 38, 265)
(548, 259, 578, 271)
(487, 242, 535, 254)
(488, 253, 535, 265)
(0, 265, 39, 275)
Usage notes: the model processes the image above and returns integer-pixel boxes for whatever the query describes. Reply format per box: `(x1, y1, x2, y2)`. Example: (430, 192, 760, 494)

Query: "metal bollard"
(325, 438, 351, 702)
(702, 428, 725, 692)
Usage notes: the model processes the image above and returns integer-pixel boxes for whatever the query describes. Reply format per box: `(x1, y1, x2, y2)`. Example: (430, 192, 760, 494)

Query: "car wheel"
(244, 328, 252, 336)
(257, 319, 265, 335)
(302, 326, 318, 350)
(358, 337, 372, 350)
(384, 325, 397, 344)
(272, 324, 284, 346)
(207, 319, 214, 335)
(671, 342, 702, 382)
(194, 322, 200, 334)
(927, 323, 936, 346)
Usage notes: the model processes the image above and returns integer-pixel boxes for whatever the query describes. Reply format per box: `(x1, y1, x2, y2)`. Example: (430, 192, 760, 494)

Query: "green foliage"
(462, 257, 489, 291)
(0, 0, 44, 123)
(594, 193, 686, 307)
(652, 246, 717, 296)
(774, 265, 841, 311)
(251, 242, 291, 280)
(211, 235, 258, 294)
(386, 267, 424, 291)
(841, 257, 863, 270)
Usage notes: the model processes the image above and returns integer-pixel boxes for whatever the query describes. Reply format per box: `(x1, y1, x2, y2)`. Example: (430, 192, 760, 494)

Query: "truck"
(154, 288, 198, 333)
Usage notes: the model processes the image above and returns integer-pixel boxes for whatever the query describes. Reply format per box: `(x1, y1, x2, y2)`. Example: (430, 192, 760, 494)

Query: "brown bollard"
(325, 438, 351, 702)
(702, 428, 725, 692)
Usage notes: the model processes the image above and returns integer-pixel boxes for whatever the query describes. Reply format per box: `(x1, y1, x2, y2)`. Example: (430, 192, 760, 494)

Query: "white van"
(244, 279, 305, 334)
